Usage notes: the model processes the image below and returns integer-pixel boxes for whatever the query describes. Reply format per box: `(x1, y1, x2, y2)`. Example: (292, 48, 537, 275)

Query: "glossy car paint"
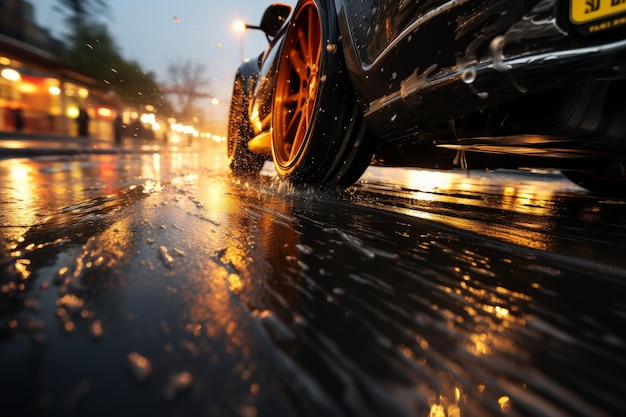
(242, 0, 626, 163)
(335, 0, 626, 139)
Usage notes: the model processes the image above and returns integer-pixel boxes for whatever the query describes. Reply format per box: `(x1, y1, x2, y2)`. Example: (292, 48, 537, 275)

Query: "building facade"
(0, 0, 121, 140)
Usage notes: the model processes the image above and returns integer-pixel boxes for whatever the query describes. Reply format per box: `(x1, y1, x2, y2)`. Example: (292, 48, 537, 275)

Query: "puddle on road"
(352, 167, 626, 264)
(11, 184, 152, 254)
(1, 182, 157, 345)
(1, 163, 625, 417)
(205, 170, 626, 417)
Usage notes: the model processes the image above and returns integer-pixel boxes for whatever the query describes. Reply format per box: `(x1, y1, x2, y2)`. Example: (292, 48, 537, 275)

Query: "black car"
(227, 0, 626, 194)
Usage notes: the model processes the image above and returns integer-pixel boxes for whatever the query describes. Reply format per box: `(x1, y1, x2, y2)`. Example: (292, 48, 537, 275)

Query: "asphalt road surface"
(1, 143, 625, 417)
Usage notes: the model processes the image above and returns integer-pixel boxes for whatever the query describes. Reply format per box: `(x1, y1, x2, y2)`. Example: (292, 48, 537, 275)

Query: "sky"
(34, 0, 296, 108)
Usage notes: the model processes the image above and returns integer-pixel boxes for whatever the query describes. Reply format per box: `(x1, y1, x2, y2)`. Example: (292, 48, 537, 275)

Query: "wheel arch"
(269, 0, 378, 186)
(233, 59, 261, 102)
(227, 58, 266, 174)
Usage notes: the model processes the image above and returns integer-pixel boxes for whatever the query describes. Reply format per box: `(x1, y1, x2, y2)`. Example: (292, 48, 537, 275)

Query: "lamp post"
(233, 20, 262, 62)
(233, 20, 247, 61)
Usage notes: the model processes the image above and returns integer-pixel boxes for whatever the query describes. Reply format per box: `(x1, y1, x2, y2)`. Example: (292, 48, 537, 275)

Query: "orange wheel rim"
(273, 0, 321, 167)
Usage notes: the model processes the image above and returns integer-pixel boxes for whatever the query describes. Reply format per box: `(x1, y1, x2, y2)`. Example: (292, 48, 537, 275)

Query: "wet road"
(1, 144, 625, 417)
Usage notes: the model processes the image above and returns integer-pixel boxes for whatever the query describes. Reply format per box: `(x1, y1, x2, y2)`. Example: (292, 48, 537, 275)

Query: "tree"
(166, 60, 212, 123)
(62, 22, 118, 83)
(55, 0, 108, 27)
(54, 1, 173, 116)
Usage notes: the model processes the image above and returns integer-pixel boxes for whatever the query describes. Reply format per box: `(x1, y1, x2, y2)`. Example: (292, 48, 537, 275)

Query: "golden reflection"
(9, 162, 30, 180)
(428, 391, 462, 417)
(463, 290, 524, 356)
(498, 396, 512, 413)
(359, 168, 570, 250)
(469, 333, 491, 355)
(5, 160, 39, 241)
(448, 404, 461, 417)
(228, 273, 243, 295)
(142, 180, 163, 194)
(180, 177, 258, 345)
(181, 174, 303, 372)
(188, 176, 231, 227)
(406, 169, 454, 193)
(141, 153, 162, 182)
(360, 200, 554, 251)
(184, 263, 249, 349)
(429, 404, 446, 417)
(170, 152, 184, 172)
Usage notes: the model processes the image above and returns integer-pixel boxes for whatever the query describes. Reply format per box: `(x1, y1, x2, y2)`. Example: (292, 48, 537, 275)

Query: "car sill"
(248, 131, 272, 155)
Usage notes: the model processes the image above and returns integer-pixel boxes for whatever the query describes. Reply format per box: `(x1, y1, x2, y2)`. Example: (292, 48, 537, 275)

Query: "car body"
(227, 0, 626, 194)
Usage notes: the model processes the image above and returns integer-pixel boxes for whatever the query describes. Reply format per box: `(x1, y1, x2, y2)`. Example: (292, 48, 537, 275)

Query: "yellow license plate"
(571, 0, 626, 24)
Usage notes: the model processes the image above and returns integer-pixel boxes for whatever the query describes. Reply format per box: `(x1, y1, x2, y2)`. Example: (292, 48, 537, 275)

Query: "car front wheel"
(271, 0, 377, 187)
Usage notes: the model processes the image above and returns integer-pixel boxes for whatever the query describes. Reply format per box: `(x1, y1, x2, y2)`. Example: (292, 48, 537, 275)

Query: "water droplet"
(462, 68, 477, 84)
(127, 352, 152, 383)
(159, 246, 175, 268)
(162, 371, 193, 401)
(56, 294, 84, 312)
(295, 244, 313, 255)
(254, 310, 296, 343)
(490, 36, 511, 71)
(63, 320, 75, 334)
(90, 320, 104, 340)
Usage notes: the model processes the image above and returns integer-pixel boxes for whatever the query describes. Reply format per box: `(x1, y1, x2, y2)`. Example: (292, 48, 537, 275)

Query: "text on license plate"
(571, 0, 626, 24)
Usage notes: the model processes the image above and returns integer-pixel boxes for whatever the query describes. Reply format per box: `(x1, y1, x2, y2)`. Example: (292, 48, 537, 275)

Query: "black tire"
(270, 0, 377, 187)
(227, 74, 265, 174)
(563, 170, 626, 197)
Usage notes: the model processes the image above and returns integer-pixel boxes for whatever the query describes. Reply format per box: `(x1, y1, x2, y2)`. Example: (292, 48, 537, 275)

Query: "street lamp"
(232, 20, 262, 61)
(233, 20, 247, 61)
(233, 20, 246, 32)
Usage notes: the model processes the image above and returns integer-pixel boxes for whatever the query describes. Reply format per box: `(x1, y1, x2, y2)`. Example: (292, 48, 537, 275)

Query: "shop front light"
(97, 107, 114, 119)
(1, 68, 21, 82)
(67, 107, 79, 118)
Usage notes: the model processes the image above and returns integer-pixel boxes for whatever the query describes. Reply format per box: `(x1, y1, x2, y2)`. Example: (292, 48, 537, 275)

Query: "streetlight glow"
(233, 20, 248, 61)
(233, 20, 246, 32)
(1, 68, 21, 82)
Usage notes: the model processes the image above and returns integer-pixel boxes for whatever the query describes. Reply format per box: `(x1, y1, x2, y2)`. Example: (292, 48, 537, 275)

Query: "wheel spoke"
(290, 134, 304, 160)
(307, 10, 316, 63)
(285, 106, 302, 138)
(288, 48, 306, 76)
(289, 113, 307, 160)
(297, 28, 309, 62)
(283, 90, 300, 108)
(273, 1, 323, 167)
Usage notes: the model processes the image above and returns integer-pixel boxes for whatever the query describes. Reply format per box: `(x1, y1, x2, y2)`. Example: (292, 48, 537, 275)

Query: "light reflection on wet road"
(1, 147, 625, 417)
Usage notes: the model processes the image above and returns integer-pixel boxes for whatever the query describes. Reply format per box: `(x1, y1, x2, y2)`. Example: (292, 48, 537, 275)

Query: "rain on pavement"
(1, 144, 625, 417)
